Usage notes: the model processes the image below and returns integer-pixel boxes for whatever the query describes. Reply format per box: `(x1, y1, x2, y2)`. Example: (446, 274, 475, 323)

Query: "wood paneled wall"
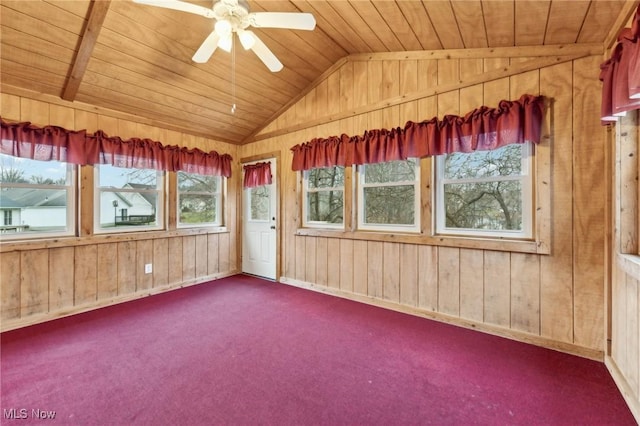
(609, 110, 640, 420)
(0, 91, 240, 331)
(241, 51, 608, 360)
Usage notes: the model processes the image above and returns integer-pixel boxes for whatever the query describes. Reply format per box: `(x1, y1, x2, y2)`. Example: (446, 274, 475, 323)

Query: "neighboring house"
(99, 183, 156, 226)
(0, 188, 66, 232)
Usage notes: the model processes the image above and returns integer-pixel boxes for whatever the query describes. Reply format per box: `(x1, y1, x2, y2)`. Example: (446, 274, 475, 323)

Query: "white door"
(242, 159, 277, 280)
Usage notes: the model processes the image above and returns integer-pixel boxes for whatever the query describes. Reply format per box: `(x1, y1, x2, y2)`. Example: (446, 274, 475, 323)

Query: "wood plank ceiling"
(0, 0, 631, 144)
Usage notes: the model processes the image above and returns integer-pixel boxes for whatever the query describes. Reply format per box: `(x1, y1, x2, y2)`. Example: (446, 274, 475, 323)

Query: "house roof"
(0, 1, 634, 144)
(0, 188, 67, 208)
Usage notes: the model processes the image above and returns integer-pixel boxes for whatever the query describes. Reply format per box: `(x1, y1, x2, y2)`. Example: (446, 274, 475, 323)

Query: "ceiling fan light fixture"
(238, 30, 255, 50)
(214, 19, 232, 37)
(218, 33, 233, 52)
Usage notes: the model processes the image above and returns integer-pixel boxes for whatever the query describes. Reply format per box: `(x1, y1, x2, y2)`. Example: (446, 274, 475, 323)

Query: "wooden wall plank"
(510, 253, 541, 334)
(399, 244, 418, 307)
(20, 98, 49, 124)
(418, 245, 438, 311)
(315, 237, 328, 287)
(97, 243, 118, 298)
(339, 239, 354, 293)
(195, 234, 208, 278)
(382, 242, 400, 303)
(399, 60, 419, 122)
(352, 240, 368, 295)
(1, 92, 21, 120)
(459, 248, 484, 322)
(219, 233, 230, 273)
(207, 234, 220, 276)
(49, 247, 74, 311)
(626, 274, 639, 396)
(305, 236, 317, 284)
(1, 251, 21, 320)
(117, 241, 137, 295)
(74, 245, 97, 305)
(438, 247, 460, 316)
(182, 236, 196, 282)
(153, 238, 169, 288)
(572, 56, 606, 350)
(49, 104, 75, 128)
(539, 61, 574, 343)
(20, 250, 49, 316)
(168, 237, 183, 285)
(327, 238, 340, 290)
(483, 251, 511, 327)
(136, 240, 153, 291)
(295, 235, 306, 281)
(620, 111, 639, 253)
(367, 241, 383, 299)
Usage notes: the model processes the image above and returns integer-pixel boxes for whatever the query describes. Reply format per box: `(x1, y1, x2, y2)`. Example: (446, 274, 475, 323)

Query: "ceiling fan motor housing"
(213, 0, 251, 31)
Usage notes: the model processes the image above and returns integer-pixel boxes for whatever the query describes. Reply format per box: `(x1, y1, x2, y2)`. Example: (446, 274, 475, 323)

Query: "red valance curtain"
(600, 6, 640, 123)
(243, 162, 272, 188)
(1, 119, 233, 177)
(290, 94, 545, 171)
(0, 120, 87, 164)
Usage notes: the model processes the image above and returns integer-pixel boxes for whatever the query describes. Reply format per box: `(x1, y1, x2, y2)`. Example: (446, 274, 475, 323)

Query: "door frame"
(239, 152, 281, 281)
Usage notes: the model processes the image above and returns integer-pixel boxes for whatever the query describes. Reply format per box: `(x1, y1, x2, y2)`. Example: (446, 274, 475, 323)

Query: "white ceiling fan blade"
(133, 0, 215, 18)
(192, 31, 220, 63)
(249, 12, 316, 30)
(247, 32, 283, 72)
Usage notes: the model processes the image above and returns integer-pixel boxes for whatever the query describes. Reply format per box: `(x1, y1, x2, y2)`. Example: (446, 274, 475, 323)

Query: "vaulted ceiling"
(0, 0, 634, 144)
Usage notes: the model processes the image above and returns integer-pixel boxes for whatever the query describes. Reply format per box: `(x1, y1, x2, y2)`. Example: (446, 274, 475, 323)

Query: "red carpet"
(1, 274, 635, 425)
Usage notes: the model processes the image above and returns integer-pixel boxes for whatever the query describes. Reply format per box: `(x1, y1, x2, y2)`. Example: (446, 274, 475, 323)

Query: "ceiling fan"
(132, 0, 316, 72)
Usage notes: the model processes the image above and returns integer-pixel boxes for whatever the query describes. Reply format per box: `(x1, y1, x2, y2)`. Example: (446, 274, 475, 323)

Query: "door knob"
(270, 226, 276, 229)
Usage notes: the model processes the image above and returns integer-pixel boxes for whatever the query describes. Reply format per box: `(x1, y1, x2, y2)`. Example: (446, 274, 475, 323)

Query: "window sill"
(295, 228, 547, 254)
(0, 226, 229, 252)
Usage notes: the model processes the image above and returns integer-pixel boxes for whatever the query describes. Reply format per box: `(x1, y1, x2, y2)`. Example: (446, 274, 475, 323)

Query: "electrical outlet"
(144, 263, 153, 274)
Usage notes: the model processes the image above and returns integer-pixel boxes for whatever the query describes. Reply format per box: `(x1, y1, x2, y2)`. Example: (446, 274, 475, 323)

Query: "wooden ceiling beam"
(61, 0, 111, 102)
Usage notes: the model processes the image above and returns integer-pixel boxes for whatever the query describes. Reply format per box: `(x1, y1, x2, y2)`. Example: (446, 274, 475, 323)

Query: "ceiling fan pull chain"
(231, 35, 236, 114)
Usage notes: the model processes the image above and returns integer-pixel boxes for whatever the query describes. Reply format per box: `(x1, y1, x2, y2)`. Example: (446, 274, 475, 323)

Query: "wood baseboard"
(279, 276, 604, 361)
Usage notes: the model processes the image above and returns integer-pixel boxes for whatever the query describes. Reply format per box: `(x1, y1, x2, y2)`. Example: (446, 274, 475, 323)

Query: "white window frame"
(357, 158, 420, 233)
(94, 165, 164, 234)
(435, 143, 533, 239)
(176, 172, 223, 229)
(302, 166, 345, 229)
(0, 156, 76, 241)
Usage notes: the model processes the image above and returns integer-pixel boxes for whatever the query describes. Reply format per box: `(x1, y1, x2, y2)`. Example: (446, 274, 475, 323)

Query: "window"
(95, 164, 163, 232)
(435, 143, 532, 238)
(177, 172, 222, 227)
(303, 166, 344, 228)
(0, 153, 75, 238)
(357, 159, 420, 232)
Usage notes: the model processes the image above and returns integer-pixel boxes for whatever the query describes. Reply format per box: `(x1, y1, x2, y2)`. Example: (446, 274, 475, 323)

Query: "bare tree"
(443, 145, 523, 230)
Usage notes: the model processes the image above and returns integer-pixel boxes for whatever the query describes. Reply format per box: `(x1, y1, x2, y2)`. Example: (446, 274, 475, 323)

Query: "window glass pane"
(179, 194, 216, 224)
(0, 188, 68, 232)
(363, 185, 415, 225)
(96, 165, 162, 231)
(307, 167, 344, 189)
(0, 154, 73, 237)
(0, 155, 69, 184)
(250, 186, 270, 221)
(307, 191, 343, 223)
(444, 181, 522, 231)
(444, 144, 522, 180)
(364, 160, 415, 184)
(178, 173, 219, 192)
(98, 165, 158, 188)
